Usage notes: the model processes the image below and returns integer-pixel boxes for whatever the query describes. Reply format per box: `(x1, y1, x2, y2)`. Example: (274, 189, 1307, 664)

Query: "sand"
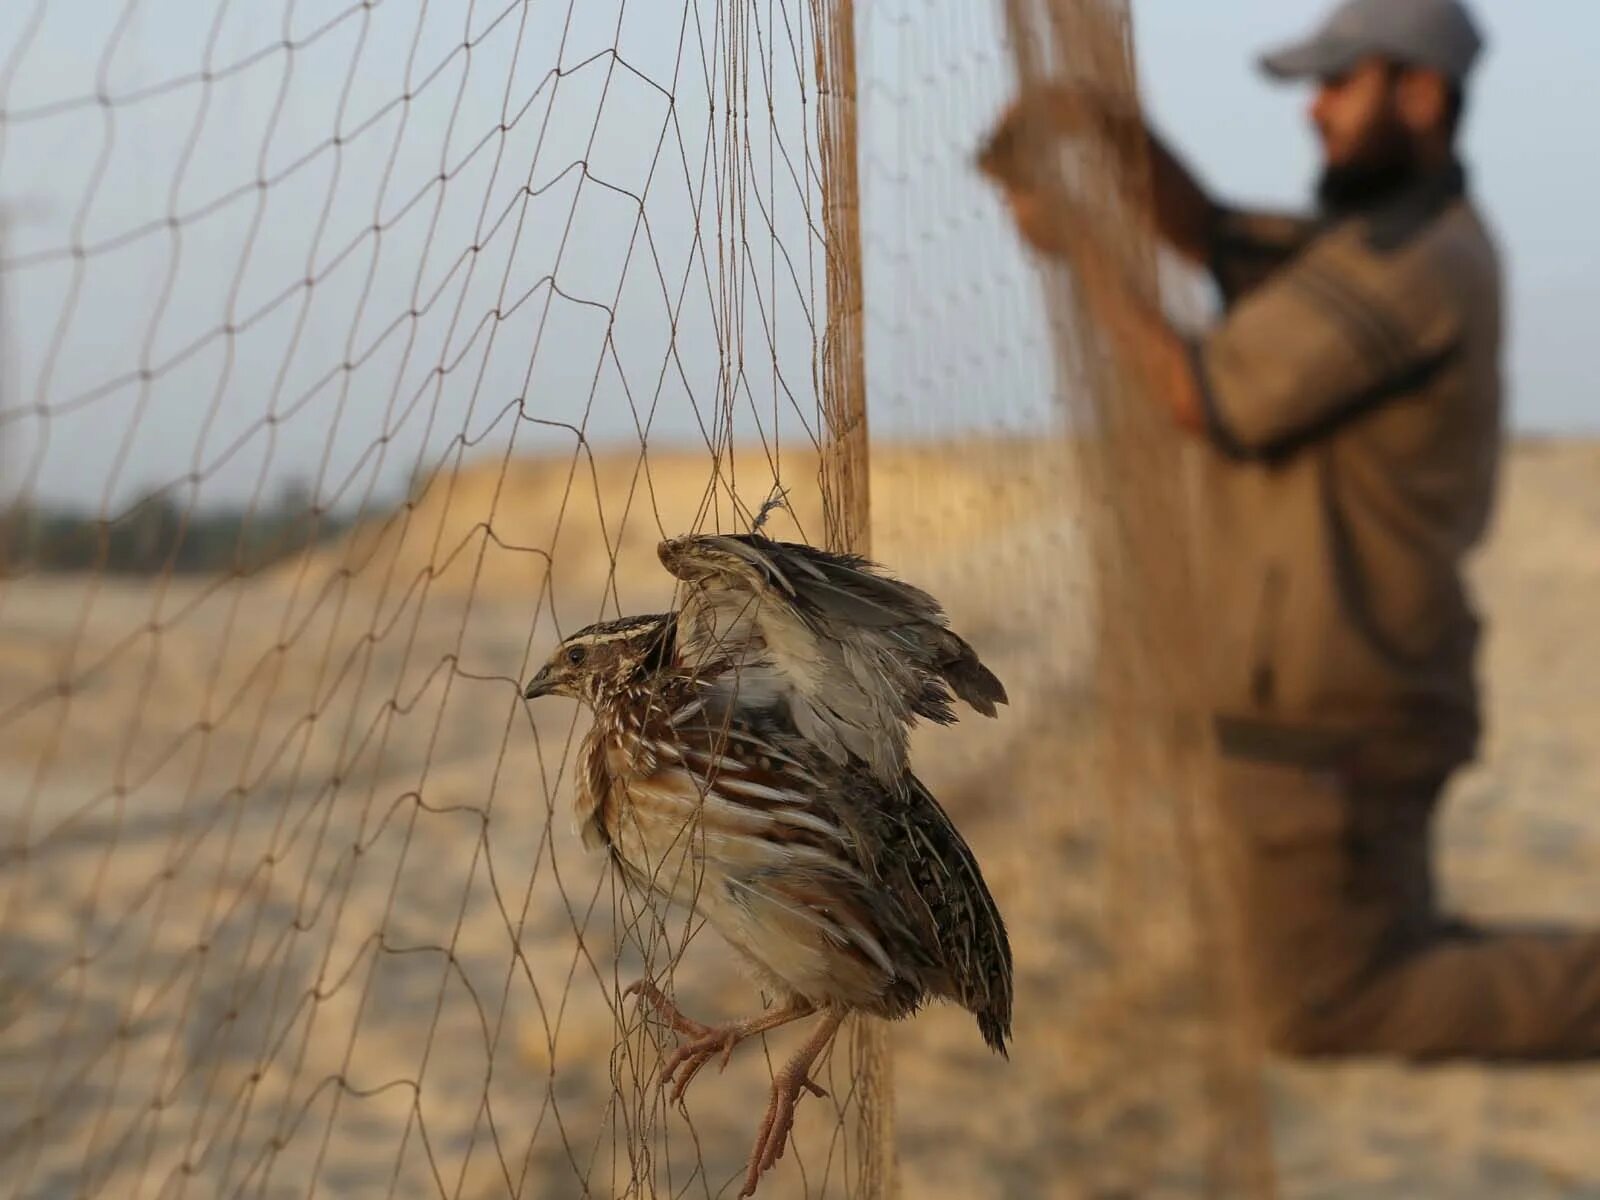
(1, 438, 1598, 1199)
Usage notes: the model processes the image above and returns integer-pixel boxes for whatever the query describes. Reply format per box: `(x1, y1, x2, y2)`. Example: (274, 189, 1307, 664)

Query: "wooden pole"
(812, 1, 893, 1195)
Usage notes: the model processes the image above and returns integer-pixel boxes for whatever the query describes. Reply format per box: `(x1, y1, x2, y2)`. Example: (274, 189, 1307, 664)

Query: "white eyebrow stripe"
(567, 626, 658, 647)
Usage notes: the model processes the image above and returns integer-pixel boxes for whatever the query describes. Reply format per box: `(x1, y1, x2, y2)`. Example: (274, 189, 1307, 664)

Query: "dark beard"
(1315, 119, 1419, 215)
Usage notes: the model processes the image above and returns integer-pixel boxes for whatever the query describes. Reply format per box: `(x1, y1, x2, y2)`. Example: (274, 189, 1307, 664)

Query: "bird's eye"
(564, 645, 587, 667)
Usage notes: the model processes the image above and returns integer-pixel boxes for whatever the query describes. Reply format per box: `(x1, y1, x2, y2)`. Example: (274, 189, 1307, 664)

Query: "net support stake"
(813, 1, 894, 1195)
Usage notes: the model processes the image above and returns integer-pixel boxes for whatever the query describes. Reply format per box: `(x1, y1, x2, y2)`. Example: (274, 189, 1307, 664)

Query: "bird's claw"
(657, 1028, 826, 1108)
(740, 1066, 823, 1197)
(623, 978, 713, 1039)
(625, 978, 833, 1192)
(623, 979, 747, 1101)
(657, 1026, 740, 1102)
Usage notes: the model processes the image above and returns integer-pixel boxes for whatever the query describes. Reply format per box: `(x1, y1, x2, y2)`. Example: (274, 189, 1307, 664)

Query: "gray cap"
(1260, 0, 1484, 82)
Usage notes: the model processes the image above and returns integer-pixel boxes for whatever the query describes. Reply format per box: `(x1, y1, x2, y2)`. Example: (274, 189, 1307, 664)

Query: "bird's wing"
(864, 770, 1013, 1055)
(658, 532, 1007, 784)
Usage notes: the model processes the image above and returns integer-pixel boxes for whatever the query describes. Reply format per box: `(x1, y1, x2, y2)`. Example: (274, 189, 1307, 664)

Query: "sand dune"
(1, 438, 1598, 1198)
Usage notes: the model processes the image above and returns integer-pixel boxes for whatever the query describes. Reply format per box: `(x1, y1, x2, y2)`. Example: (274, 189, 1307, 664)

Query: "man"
(987, 0, 1600, 1059)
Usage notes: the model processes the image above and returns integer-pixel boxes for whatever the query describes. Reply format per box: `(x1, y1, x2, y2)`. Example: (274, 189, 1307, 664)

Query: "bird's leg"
(658, 997, 820, 1103)
(622, 979, 714, 1040)
(740, 1007, 846, 1198)
(625, 980, 819, 1103)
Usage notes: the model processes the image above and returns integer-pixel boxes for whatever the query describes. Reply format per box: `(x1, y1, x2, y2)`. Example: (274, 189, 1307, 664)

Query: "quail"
(523, 545, 1011, 1196)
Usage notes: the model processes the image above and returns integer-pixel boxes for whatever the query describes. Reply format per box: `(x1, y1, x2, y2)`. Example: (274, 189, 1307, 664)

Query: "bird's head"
(522, 613, 677, 709)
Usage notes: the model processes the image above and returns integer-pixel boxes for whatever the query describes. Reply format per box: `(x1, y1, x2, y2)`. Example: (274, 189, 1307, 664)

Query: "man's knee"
(1254, 989, 1351, 1058)
(1240, 931, 1388, 1057)
(1248, 944, 1501, 1060)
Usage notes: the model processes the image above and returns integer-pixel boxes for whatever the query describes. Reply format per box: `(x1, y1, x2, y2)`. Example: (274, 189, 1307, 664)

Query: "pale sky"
(0, 1, 1591, 514)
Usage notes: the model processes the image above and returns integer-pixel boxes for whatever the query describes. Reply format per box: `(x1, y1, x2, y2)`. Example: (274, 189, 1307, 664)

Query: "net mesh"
(0, 1, 1283, 1197)
(0, 2, 880, 1196)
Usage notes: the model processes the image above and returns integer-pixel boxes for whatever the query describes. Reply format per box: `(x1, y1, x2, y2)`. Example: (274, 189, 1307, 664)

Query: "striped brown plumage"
(659, 531, 1008, 786)
(523, 550, 1011, 1195)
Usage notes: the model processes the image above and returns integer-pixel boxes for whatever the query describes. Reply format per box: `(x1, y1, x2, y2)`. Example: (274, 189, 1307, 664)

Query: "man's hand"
(977, 86, 1138, 260)
(1073, 242, 1207, 435)
(979, 84, 1217, 266)
(975, 84, 1140, 190)
(977, 88, 1209, 438)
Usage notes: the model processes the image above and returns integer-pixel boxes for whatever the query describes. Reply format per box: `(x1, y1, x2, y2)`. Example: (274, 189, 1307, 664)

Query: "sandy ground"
(1, 438, 1598, 1199)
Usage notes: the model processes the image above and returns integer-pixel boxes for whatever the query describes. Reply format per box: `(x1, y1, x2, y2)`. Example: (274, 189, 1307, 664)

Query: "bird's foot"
(660, 1022, 829, 1107)
(622, 978, 714, 1040)
(657, 1024, 751, 1102)
(739, 1057, 834, 1197)
(622, 979, 741, 1101)
(739, 1009, 845, 1198)
(624, 980, 823, 1105)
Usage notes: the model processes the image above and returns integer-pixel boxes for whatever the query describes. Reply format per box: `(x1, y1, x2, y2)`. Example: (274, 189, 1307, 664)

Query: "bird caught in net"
(521, 536, 1013, 1196)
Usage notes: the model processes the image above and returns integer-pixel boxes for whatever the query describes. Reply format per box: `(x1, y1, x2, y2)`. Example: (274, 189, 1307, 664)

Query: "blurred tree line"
(0, 479, 353, 577)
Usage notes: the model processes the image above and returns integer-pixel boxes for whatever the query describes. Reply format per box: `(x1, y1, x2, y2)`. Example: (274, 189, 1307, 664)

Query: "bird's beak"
(522, 666, 554, 699)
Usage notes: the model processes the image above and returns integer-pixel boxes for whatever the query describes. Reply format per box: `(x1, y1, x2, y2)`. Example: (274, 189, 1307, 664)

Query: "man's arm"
(980, 89, 1316, 299)
(1071, 245, 1208, 434)
(1125, 121, 1216, 267)
(1010, 193, 1459, 458)
(1078, 230, 1461, 457)
(979, 89, 1443, 453)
